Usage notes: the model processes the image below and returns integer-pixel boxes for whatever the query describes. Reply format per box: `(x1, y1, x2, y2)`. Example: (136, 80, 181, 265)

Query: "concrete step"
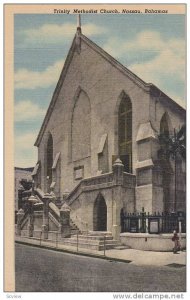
(87, 231, 112, 236)
(61, 238, 120, 251)
(70, 221, 77, 227)
(61, 233, 120, 251)
(71, 229, 80, 235)
(71, 234, 114, 241)
(70, 219, 81, 234)
(71, 225, 79, 231)
(71, 224, 78, 229)
(64, 237, 118, 245)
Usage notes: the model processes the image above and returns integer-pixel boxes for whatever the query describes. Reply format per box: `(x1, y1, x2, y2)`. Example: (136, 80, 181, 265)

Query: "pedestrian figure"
(172, 230, 180, 253)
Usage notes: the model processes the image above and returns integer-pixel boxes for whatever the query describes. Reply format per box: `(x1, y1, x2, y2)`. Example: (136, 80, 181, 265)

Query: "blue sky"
(14, 13, 186, 167)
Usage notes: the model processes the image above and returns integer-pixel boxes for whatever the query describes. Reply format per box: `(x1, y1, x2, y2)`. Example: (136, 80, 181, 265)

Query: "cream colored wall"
(38, 38, 150, 197)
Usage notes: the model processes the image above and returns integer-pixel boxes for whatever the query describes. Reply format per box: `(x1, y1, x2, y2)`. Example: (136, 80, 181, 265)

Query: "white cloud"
(104, 30, 185, 60)
(104, 31, 163, 58)
(126, 30, 164, 52)
(15, 132, 37, 150)
(22, 22, 108, 44)
(130, 47, 185, 83)
(15, 100, 46, 122)
(128, 41, 185, 105)
(14, 102, 45, 166)
(15, 132, 38, 167)
(83, 23, 108, 35)
(15, 59, 64, 89)
(103, 30, 185, 106)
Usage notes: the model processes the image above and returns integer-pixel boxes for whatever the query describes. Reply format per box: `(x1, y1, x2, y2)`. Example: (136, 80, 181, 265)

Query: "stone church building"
(31, 22, 185, 239)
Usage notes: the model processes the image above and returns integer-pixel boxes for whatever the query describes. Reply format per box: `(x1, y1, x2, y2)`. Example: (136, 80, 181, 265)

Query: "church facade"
(32, 25, 186, 237)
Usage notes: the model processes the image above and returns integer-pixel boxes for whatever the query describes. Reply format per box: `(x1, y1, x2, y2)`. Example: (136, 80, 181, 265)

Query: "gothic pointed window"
(46, 133, 53, 183)
(118, 94, 132, 173)
(159, 113, 171, 161)
(159, 113, 172, 213)
(72, 90, 91, 161)
(160, 113, 169, 137)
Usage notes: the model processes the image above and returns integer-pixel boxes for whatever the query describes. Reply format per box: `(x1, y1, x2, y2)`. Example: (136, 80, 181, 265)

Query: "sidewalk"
(15, 236, 186, 267)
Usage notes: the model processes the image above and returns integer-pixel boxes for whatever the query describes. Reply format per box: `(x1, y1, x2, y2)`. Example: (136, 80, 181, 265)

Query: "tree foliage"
(158, 124, 186, 161)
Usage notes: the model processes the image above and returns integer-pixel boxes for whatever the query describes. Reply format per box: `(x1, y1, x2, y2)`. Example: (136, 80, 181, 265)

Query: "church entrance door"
(93, 195, 107, 231)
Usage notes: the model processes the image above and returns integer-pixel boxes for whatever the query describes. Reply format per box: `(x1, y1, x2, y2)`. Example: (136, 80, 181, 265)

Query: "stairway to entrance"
(70, 219, 81, 235)
(61, 231, 120, 251)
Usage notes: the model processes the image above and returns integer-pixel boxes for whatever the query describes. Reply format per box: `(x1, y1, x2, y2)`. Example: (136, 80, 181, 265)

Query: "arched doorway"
(93, 194, 107, 231)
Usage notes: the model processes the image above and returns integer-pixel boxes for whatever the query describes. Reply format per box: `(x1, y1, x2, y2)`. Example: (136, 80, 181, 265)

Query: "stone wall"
(120, 232, 186, 251)
(37, 37, 150, 196)
(69, 170, 136, 239)
(36, 34, 185, 215)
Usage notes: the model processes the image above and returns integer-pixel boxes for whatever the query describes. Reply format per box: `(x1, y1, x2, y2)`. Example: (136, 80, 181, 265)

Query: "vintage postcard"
(4, 3, 186, 297)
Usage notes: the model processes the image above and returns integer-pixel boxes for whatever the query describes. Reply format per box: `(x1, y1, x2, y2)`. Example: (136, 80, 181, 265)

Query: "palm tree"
(158, 124, 186, 212)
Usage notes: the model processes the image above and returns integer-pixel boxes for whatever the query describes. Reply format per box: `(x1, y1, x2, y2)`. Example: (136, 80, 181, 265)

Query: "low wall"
(33, 230, 42, 239)
(20, 230, 28, 237)
(120, 233, 186, 252)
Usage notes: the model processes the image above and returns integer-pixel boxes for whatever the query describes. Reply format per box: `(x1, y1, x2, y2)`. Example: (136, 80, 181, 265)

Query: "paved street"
(15, 244, 186, 292)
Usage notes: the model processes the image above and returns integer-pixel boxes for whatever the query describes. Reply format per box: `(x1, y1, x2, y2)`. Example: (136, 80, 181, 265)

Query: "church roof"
(34, 32, 185, 147)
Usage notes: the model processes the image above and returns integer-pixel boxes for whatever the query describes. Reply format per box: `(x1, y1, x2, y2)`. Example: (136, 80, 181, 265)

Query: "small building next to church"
(28, 21, 185, 240)
(14, 167, 33, 211)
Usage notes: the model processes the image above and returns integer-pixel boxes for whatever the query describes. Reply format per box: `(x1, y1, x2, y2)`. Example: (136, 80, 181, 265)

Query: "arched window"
(118, 94, 132, 173)
(159, 113, 172, 213)
(160, 113, 169, 137)
(72, 90, 91, 161)
(46, 133, 53, 183)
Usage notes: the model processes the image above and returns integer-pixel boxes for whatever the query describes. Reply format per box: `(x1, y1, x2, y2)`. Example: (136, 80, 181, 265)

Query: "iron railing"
(121, 211, 186, 234)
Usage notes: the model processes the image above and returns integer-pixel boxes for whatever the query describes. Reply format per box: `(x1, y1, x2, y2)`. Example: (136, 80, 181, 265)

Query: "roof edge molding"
(34, 33, 185, 147)
(34, 34, 78, 147)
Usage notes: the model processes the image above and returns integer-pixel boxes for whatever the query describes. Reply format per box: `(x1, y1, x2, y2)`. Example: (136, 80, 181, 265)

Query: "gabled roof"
(34, 32, 185, 147)
(34, 34, 77, 147)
